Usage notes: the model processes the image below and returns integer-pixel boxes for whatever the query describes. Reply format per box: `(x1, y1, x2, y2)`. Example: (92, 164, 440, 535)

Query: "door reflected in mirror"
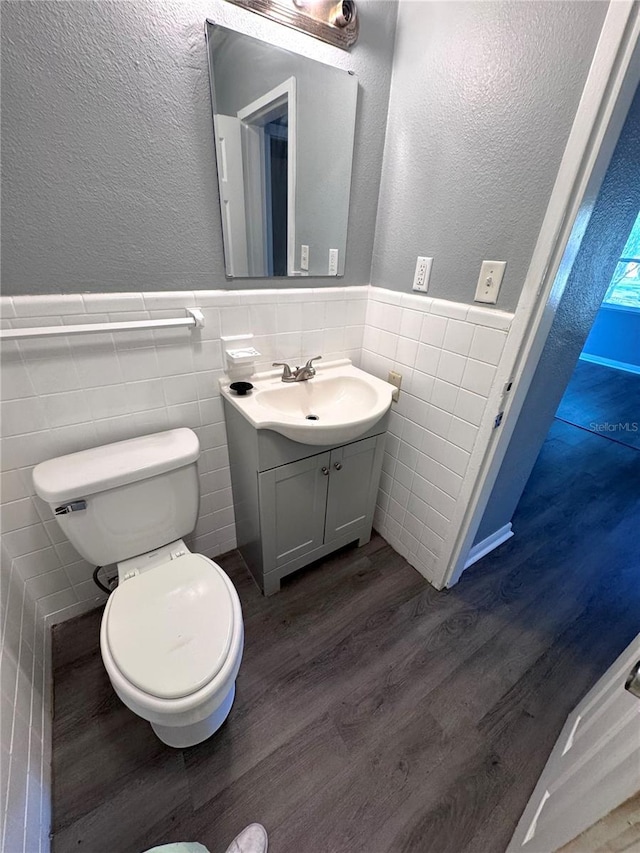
(205, 22, 358, 279)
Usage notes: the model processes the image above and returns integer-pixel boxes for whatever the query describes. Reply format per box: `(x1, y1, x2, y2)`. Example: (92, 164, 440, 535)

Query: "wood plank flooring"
(51, 419, 640, 853)
(556, 359, 640, 450)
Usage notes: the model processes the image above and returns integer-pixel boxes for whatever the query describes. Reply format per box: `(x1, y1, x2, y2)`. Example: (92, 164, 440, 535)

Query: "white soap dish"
(226, 346, 261, 365)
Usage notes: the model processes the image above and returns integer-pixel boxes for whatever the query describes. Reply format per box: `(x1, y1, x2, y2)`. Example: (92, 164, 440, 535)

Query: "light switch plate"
(412, 256, 433, 292)
(475, 260, 506, 304)
(301, 245, 309, 271)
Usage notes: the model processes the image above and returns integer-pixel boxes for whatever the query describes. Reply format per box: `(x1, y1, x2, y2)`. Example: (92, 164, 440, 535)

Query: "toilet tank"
(32, 429, 201, 567)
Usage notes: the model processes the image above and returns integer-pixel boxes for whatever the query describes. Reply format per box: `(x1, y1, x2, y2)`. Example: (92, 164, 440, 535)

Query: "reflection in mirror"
(205, 22, 358, 279)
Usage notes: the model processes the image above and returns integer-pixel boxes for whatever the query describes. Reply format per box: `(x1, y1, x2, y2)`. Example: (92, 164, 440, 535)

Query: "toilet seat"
(104, 553, 235, 700)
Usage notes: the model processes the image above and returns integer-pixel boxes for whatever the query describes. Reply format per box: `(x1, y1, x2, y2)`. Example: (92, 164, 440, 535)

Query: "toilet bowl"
(101, 547, 243, 747)
(32, 428, 244, 748)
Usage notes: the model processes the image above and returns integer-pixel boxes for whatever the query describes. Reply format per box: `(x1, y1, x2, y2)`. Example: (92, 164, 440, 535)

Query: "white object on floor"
(143, 844, 210, 853)
(32, 428, 244, 748)
(224, 824, 268, 853)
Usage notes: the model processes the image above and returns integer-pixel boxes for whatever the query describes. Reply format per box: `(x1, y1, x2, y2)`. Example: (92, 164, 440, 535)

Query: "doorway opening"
(263, 115, 289, 276)
(554, 211, 640, 451)
(237, 77, 297, 277)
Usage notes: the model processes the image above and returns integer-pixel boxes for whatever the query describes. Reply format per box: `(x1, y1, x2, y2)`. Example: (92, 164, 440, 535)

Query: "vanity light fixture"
(223, 0, 359, 49)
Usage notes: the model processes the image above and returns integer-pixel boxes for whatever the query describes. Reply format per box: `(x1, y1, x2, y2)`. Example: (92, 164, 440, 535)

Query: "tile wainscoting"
(363, 288, 513, 587)
(1, 542, 51, 853)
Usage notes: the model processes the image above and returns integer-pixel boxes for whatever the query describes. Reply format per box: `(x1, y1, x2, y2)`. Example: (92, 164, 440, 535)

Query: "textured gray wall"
(371, 0, 608, 311)
(475, 84, 640, 543)
(1, 0, 397, 295)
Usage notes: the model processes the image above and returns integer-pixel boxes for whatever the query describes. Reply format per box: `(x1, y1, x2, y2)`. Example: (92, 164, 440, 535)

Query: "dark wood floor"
(556, 358, 640, 450)
(51, 419, 640, 853)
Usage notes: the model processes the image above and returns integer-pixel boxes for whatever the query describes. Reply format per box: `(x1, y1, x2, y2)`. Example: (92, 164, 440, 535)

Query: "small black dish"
(230, 381, 254, 396)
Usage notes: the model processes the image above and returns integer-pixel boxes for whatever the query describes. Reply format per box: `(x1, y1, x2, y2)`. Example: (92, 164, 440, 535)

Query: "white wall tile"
(399, 309, 423, 341)
(430, 299, 468, 321)
(453, 388, 486, 426)
(0, 499, 41, 534)
(86, 384, 129, 421)
(420, 313, 448, 348)
(426, 406, 452, 440)
(395, 337, 418, 367)
(443, 319, 475, 356)
(12, 548, 61, 581)
(0, 357, 37, 401)
(143, 292, 196, 311)
(73, 345, 124, 388)
(26, 355, 83, 396)
(37, 587, 78, 618)
(469, 325, 508, 365)
(13, 294, 85, 317)
(3, 527, 52, 561)
(466, 306, 513, 330)
(41, 391, 91, 428)
(415, 343, 441, 376)
(448, 417, 479, 453)
(125, 379, 166, 413)
(0, 297, 16, 319)
(1, 398, 47, 437)
(410, 370, 434, 403)
(430, 379, 458, 414)
(0, 472, 30, 504)
(83, 293, 145, 313)
(436, 351, 466, 386)
(117, 347, 160, 382)
(461, 358, 496, 397)
(26, 569, 70, 601)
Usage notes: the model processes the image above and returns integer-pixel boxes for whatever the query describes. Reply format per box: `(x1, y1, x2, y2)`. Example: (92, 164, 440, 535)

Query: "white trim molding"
(464, 523, 514, 571)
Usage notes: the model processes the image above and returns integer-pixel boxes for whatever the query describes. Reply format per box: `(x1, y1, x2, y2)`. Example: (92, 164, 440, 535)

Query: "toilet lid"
(105, 554, 235, 700)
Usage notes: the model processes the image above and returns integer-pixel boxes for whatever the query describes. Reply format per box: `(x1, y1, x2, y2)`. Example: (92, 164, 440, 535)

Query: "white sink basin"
(220, 359, 395, 445)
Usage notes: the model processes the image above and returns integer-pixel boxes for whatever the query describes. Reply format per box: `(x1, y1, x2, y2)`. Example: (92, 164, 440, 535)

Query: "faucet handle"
(273, 362, 293, 380)
(304, 356, 322, 373)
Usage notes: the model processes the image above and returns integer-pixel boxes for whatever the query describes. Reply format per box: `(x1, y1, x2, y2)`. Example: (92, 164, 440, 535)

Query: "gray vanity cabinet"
(223, 398, 388, 595)
(259, 452, 330, 572)
(324, 437, 381, 545)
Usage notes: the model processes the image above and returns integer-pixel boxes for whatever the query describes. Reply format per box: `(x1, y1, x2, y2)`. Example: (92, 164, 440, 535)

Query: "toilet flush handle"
(54, 500, 87, 516)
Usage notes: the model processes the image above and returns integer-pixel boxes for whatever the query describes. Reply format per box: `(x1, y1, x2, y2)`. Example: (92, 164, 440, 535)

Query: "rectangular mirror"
(205, 22, 358, 279)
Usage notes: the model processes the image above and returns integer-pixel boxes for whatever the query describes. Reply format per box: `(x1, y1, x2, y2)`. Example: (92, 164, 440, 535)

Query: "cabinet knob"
(334, 462, 343, 470)
(321, 466, 330, 476)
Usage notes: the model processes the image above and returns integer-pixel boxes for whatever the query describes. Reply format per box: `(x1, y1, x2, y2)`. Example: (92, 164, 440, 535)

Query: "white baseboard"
(579, 352, 640, 376)
(464, 523, 514, 570)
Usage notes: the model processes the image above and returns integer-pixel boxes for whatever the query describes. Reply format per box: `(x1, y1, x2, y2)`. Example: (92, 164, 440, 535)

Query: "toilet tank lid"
(32, 428, 200, 504)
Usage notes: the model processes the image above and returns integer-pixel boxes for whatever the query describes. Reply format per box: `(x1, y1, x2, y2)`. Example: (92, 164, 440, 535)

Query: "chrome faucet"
(273, 356, 322, 382)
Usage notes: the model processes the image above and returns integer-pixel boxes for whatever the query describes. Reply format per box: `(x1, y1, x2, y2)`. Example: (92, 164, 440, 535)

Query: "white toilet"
(32, 428, 244, 748)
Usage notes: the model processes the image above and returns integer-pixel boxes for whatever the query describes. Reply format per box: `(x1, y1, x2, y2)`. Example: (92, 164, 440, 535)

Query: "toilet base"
(150, 683, 236, 748)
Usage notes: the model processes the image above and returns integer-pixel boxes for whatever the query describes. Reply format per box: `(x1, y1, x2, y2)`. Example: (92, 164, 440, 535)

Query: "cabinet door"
(259, 451, 330, 570)
(324, 435, 384, 545)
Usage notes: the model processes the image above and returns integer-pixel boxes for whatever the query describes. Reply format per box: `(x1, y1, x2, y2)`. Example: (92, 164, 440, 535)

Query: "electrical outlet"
(475, 260, 506, 304)
(412, 256, 433, 292)
(301, 245, 309, 271)
(328, 248, 339, 276)
(388, 370, 402, 402)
